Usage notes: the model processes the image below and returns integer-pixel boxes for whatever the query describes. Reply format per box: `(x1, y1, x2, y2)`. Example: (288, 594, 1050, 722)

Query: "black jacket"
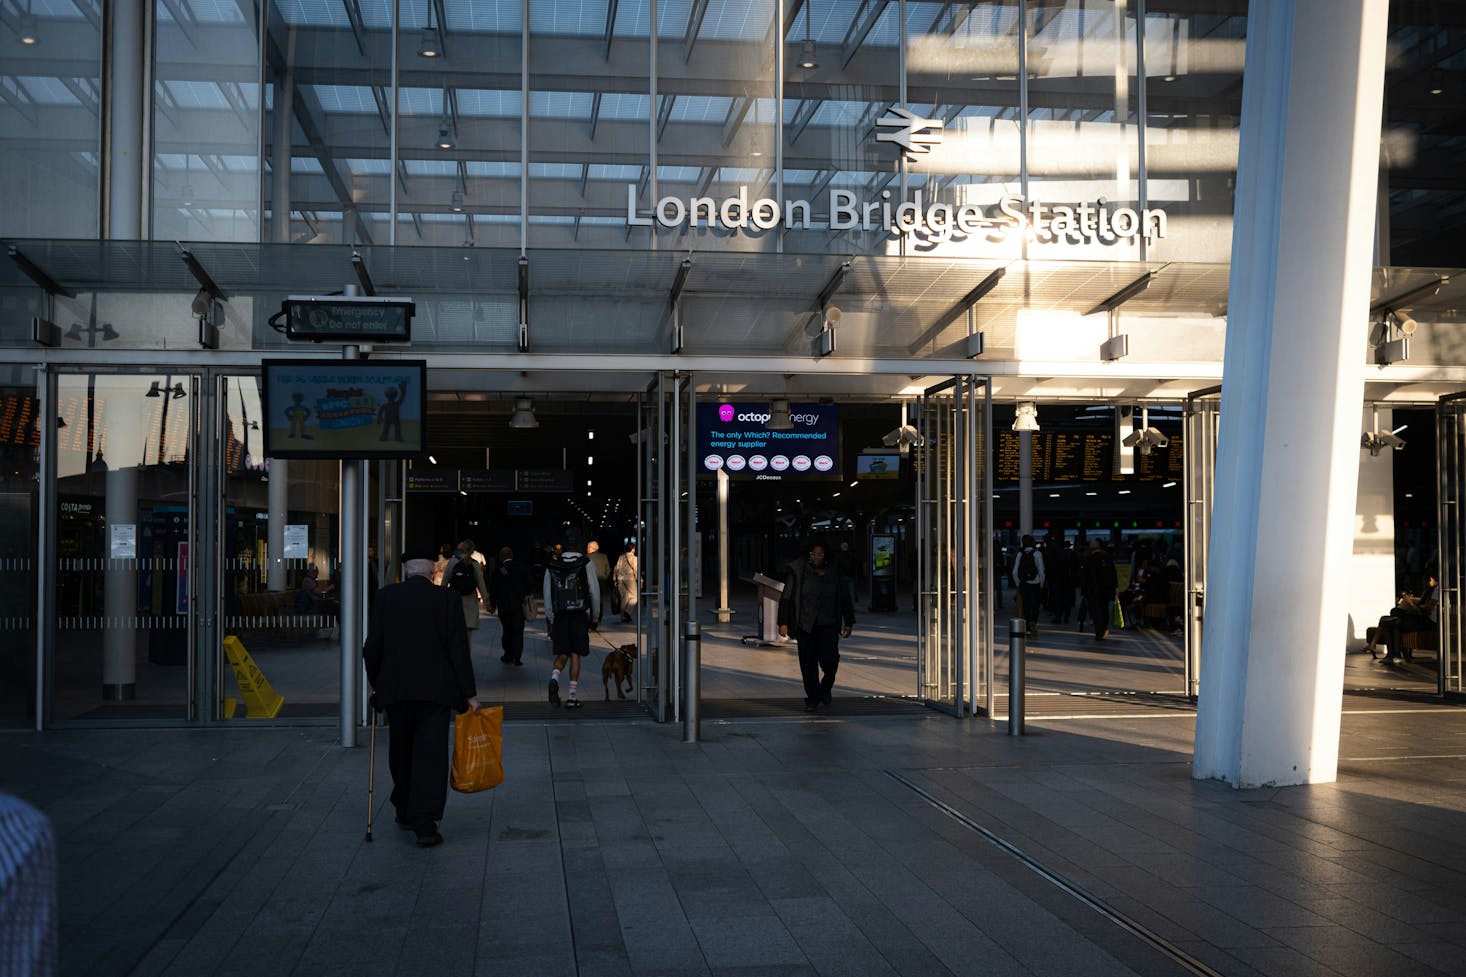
(777, 557, 856, 633)
(363, 575, 477, 711)
(1081, 550, 1118, 597)
(488, 557, 530, 612)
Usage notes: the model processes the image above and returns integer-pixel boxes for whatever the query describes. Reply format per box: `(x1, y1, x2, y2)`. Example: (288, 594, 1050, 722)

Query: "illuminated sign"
(283, 296, 415, 342)
(626, 185, 1165, 245)
(697, 402, 840, 481)
(875, 106, 944, 157)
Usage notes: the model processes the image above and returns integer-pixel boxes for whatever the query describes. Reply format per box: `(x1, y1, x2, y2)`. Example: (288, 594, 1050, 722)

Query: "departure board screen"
(994, 430, 1181, 483)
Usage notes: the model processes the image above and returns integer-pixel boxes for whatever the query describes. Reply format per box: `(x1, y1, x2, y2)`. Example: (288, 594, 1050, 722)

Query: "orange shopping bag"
(450, 705, 504, 793)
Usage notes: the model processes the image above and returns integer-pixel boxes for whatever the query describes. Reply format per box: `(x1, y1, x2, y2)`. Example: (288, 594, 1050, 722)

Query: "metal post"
(682, 621, 700, 743)
(1008, 618, 1025, 736)
(340, 343, 363, 747)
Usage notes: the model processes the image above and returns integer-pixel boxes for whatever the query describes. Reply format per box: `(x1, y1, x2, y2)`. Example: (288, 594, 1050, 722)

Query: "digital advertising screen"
(261, 359, 427, 460)
(856, 451, 901, 479)
(697, 402, 841, 481)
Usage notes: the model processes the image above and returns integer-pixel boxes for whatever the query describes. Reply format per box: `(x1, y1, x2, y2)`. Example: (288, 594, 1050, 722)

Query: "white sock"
(568, 680, 578, 700)
(551, 668, 561, 681)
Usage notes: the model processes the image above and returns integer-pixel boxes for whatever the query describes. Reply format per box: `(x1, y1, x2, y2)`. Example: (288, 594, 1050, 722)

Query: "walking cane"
(364, 700, 377, 843)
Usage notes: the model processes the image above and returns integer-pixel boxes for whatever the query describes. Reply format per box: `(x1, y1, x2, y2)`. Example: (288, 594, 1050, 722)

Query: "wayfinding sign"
(283, 295, 415, 342)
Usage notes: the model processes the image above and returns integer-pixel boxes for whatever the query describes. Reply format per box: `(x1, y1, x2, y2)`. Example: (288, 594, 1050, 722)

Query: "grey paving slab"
(7, 698, 1466, 977)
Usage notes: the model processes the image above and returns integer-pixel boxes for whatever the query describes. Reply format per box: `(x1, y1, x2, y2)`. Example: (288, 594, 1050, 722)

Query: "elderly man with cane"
(363, 547, 479, 848)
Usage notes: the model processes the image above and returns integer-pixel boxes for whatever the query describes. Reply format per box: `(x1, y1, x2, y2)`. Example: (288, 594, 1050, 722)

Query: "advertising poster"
(697, 402, 840, 481)
(262, 359, 427, 459)
(856, 452, 901, 479)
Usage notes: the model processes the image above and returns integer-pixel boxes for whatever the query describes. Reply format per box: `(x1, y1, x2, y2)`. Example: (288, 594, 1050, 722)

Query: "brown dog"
(602, 644, 637, 700)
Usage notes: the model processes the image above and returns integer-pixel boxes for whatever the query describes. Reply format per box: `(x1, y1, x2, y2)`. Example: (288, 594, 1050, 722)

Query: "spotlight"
(450, 189, 463, 212)
(766, 399, 794, 431)
(418, 25, 441, 57)
(18, 12, 37, 45)
(508, 398, 538, 429)
(1012, 402, 1039, 432)
(1397, 314, 1418, 336)
(799, 39, 818, 70)
(436, 120, 455, 150)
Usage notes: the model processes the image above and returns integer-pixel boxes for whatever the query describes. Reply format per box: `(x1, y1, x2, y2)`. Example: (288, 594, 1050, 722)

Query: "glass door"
(916, 376, 992, 716)
(52, 372, 200, 721)
(639, 373, 687, 721)
(1437, 392, 1466, 696)
(1183, 386, 1221, 702)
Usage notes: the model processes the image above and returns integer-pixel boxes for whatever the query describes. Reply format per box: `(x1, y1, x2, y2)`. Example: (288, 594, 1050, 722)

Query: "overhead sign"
(698, 402, 840, 481)
(283, 295, 414, 342)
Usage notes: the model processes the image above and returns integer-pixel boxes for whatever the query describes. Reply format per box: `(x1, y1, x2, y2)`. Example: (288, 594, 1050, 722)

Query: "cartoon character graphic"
(376, 380, 408, 442)
(284, 391, 313, 439)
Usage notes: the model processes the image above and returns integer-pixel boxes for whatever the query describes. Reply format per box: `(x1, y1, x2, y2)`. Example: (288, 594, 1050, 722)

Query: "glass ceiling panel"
(397, 87, 444, 116)
(655, 0, 692, 37)
(614, 0, 651, 35)
(529, 0, 608, 36)
(456, 89, 523, 117)
(806, 101, 875, 127)
(596, 94, 650, 119)
(357, 0, 392, 29)
(670, 96, 733, 122)
(16, 77, 82, 105)
(159, 80, 232, 109)
(312, 86, 377, 113)
(291, 157, 325, 173)
(274, 0, 350, 27)
(444, 0, 522, 32)
(657, 166, 701, 182)
(466, 161, 521, 177)
(530, 163, 582, 179)
(529, 91, 594, 120)
(159, 0, 245, 22)
(699, 0, 773, 40)
(30, 0, 88, 18)
(346, 158, 393, 175)
(404, 159, 458, 176)
(588, 164, 642, 180)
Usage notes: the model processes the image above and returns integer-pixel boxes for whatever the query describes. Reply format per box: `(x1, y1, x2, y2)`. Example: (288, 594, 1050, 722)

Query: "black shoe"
(500, 655, 511, 663)
(565, 698, 583, 709)
(820, 690, 832, 705)
(548, 678, 561, 706)
(415, 831, 444, 848)
(802, 701, 818, 713)
(395, 817, 413, 831)
(512, 659, 524, 667)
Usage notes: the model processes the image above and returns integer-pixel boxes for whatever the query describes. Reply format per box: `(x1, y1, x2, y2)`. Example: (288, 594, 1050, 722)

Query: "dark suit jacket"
(363, 575, 477, 711)
(488, 557, 530, 612)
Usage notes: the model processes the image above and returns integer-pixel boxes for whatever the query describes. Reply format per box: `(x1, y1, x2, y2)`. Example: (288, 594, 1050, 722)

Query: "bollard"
(682, 621, 701, 743)
(1008, 619, 1025, 736)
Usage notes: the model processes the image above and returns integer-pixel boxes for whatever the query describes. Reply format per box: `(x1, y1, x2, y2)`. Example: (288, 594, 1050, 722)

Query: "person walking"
(1010, 534, 1045, 639)
(488, 545, 530, 666)
(777, 539, 856, 713)
(585, 540, 612, 629)
(362, 548, 479, 848)
(1080, 539, 1119, 641)
(544, 531, 600, 710)
(613, 542, 639, 623)
(441, 539, 489, 631)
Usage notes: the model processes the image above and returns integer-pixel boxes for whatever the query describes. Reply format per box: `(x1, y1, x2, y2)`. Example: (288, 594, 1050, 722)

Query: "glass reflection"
(0, 382, 41, 727)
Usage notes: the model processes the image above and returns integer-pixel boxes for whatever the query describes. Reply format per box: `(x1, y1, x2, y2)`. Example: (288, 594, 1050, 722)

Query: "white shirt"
(1010, 547, 1046, 588)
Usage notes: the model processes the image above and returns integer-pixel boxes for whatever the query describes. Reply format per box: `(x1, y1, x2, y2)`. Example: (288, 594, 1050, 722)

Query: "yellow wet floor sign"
(222, 636, 285, 718)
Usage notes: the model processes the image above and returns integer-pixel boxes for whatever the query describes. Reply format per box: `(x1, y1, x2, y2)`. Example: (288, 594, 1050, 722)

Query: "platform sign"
(697, 402, 840, 481)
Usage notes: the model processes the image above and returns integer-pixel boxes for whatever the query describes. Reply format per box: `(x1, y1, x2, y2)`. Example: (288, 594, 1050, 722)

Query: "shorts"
(550, 613, 590, 659)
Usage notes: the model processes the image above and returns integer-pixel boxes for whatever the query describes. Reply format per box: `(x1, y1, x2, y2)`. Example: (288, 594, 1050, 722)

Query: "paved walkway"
(6, 691, 1466, 977)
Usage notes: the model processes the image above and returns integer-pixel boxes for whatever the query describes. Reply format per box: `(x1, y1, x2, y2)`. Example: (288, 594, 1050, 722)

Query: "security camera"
(1361, 427, 1407, 456)
(1123, 427, 1169, 454)
(881, 424, 925, 454)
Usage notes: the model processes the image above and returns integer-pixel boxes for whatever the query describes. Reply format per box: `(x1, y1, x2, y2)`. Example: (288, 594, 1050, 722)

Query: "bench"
(1367, 624, 1439, 657)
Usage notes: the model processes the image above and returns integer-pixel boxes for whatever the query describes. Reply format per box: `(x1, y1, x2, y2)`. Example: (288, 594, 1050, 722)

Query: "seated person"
(1364, 570, 1438, 664)
(295, 563, 337, 616)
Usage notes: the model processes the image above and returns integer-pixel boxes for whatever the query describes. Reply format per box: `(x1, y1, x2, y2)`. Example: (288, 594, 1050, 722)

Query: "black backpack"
(1016, 548, 1039, 583)
(548, 555, 591, 614)
(447, 558, 478, 595)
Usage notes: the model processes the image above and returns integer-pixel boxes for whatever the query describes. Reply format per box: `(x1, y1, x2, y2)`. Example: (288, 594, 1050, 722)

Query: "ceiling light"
(436, 120, 455, 150)
(508, 398, 538, 429)
(1012, 402, 1040, 432)
(450, 189, 463, 212)
(18, 12, 37, 45)
(1397, 314, 1418, 336)
(799, 39, 818, 70)
(418, 25, 441, 57)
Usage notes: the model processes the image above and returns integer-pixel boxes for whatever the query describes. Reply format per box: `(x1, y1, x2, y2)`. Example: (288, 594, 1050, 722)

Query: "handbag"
(522, 594, 538, 622)
(450, 706, 504, 793)
(1109, 600, 1125, 629)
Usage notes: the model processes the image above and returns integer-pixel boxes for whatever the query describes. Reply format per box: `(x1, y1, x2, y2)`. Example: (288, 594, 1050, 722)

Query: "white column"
(102, 468, 138, 699)
(1018, 432, 1033, 535)
(1350, 407, 1398, 648)
(1194, 0, 1390, 787)
(267, 467, 288, 591)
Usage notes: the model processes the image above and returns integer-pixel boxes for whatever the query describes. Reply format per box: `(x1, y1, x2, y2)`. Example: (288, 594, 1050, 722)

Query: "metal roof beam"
(908, 266, 1006, 353)
(1084, 271, 1155, 317)
(603, 0, 617, 60)
(8, 246, 75, 298)
(682, 0, 710, 62)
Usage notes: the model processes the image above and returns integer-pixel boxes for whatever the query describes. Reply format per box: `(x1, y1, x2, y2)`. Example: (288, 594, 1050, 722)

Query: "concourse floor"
(6, 677, 1466, 977)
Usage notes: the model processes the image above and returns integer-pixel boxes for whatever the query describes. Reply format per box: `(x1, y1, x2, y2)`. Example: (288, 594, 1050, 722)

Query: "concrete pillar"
(1018, 432, 1033, 536)
(267, 466, 288, 591)
(1194, 0, 1390, 787)
(102, 467, 138, 699)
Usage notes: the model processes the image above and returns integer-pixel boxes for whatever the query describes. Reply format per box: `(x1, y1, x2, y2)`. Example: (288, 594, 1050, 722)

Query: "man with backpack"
(441, 539, 488, 631)
(1010, 534, 1045, 639)
(543, 531, 601, 709)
